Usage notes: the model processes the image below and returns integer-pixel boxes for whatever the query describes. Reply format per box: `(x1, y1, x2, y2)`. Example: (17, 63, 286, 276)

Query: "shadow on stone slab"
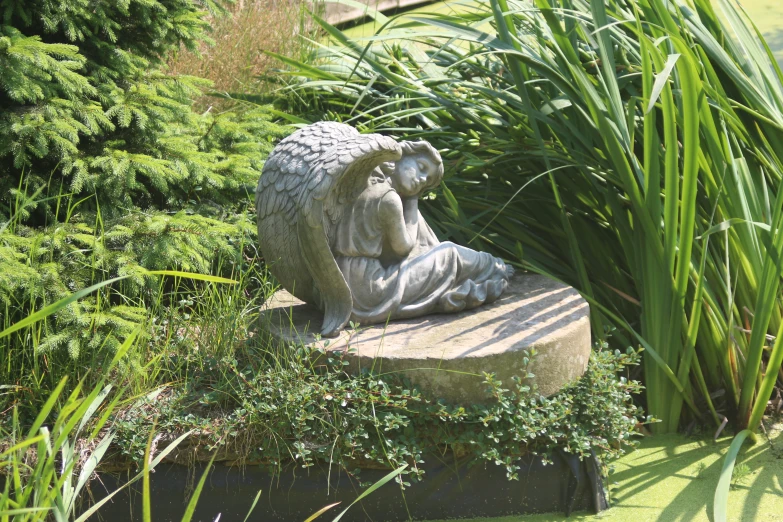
(261, 274, 592, 404)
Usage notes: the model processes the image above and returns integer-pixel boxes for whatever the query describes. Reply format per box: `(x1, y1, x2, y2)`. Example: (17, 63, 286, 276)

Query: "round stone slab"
(260, 274, 591, 403)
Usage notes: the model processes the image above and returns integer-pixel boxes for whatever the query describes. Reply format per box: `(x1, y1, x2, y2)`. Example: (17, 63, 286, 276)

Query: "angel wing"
(256, 122, 401, 337)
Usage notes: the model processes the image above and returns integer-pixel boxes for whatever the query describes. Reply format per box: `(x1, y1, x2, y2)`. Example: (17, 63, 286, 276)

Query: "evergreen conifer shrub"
(0, 1, 287, 376)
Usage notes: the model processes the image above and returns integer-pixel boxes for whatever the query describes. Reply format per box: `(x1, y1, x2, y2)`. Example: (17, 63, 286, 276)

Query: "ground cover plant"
(109, 336, 644, 483)
(274, 0, 783, 440)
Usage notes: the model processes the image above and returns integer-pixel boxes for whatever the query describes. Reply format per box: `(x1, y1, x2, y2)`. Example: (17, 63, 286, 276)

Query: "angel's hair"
(379, 140, 444, 192)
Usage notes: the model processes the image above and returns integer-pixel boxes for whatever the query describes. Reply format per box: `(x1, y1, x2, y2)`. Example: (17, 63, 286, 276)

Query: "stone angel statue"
(256, 122, 513, 337)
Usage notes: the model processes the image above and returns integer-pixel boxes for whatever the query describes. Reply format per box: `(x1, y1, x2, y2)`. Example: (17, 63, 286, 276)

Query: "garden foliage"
(0, 0, 286, 390)
(111, 342, 644, 484)
(0, 1, 646, 513)
(277, 0, 783, 433)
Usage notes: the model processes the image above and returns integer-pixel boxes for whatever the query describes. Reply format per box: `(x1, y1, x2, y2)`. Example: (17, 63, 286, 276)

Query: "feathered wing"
(256, 122, 401, 337)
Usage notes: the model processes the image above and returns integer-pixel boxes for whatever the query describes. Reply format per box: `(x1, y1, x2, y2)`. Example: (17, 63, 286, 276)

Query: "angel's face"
(391, 154, 439, 197)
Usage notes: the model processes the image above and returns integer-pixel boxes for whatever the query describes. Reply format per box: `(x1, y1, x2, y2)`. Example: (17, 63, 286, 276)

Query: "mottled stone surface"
(261, 274, 591, 403)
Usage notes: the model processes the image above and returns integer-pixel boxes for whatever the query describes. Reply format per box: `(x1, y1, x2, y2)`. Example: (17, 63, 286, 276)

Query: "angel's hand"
(402, 197, 419, 234)
(379, 191, 415, 258)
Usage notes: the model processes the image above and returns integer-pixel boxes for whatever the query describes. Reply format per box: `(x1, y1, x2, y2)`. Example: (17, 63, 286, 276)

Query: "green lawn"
(343, 0, 783, 68)
(435, 422, 783, 522)
(741, 0, 783, 66)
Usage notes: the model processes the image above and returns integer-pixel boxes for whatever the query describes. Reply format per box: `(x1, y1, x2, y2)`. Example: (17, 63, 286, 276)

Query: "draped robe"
(330, 178, 509, 324)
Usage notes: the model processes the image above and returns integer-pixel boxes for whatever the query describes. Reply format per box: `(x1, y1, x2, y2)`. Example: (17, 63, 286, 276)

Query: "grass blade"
(714, 429, 752, 522)
(180, 453, 218, 522)
(242, 489, 263, 522)
(332, 464, 408, 522)
(0, 271, 234, 341)
(646, 54, 680, 114)
(0, 276, 125, 340)
(73, 430, 194, 522)
(142, 426, 154, 522)
(304, 502, 341, 522)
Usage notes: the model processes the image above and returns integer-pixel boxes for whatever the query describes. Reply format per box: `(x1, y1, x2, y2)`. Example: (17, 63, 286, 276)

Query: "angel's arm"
(379, 191, 418, 257)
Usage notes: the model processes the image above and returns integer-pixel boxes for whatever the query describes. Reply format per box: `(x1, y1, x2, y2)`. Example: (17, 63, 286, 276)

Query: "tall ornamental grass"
(274, 0, 783, 434)
(166, 0, 314, 100)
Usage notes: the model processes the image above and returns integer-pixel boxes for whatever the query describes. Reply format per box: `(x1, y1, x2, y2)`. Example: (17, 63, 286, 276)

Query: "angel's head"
(381, 141, 443, 197)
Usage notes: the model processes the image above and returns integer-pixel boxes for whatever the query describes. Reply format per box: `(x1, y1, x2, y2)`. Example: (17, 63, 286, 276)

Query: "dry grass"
(167, 0, 313, 99)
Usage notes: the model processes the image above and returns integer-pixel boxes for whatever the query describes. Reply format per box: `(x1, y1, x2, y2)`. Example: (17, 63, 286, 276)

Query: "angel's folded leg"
(395, 242, 508, 318)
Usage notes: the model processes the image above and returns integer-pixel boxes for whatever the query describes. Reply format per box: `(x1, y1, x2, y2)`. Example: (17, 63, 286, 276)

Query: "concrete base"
(89, 451, 607, 521)
(261, 274, 591, 403)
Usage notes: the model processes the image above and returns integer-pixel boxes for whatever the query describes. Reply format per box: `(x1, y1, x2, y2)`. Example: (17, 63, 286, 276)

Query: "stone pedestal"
(260, 275, 591, 403)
